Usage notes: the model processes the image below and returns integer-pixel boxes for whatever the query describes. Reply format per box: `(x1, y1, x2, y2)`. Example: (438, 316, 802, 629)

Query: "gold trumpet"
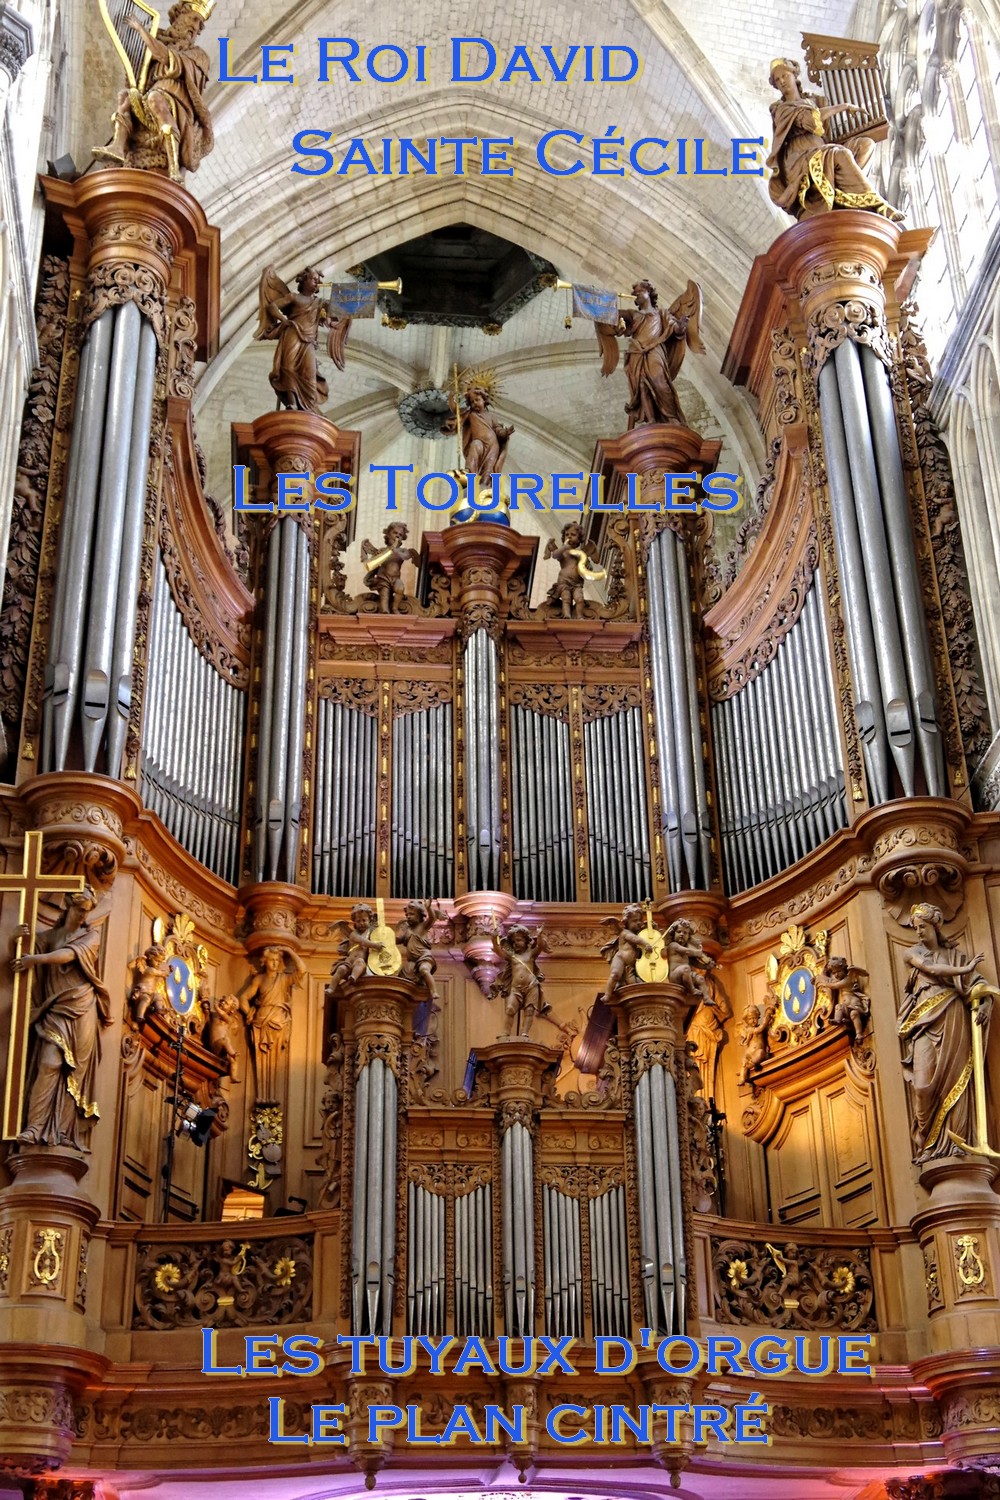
(551, 278, 636, 299)
(323, 277, 403, 294)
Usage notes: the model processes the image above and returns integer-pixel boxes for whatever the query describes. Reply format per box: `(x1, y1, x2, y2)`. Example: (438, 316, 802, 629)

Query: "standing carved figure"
(544, 523, 606, 619)
(599, 904, 659, 1002)
(327, 904, 385, 998)
(94, 1, 215, 181)
(596, 280, 704, 428)
(12, 887, 111, 1152)
(129, 941, 170, 1023)
(766, 57, 903, 223)
(445, 375, 514, 483)
(396, 900, 441, 1004)
(898, 903, 996, 1163)
(238, 947, 306, 1104)
(819, 955, 870, 1046)
(361, 523, 420, 613)
(490, 923, 548, 1038)
(736, 993, 776, 1088)
(255, 265, 352, 414)
(664, 919, 716, 1005)
(204, 994, 241, 1082)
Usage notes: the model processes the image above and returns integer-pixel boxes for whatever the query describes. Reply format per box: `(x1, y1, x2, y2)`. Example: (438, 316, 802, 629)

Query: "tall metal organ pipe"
(463, 630, 501, 889)
(351, 1055, 398, 1335)
(645, 527, 710, 890)
(501, 1116, 535, 1337)
(139, 559, 247, 885)
(818, 340, 945, 802)
(254, 517, 311, 882)
(633, 1059, 686, 1334)
(43, 303, 159, 776)
(710, 585, 847, 895)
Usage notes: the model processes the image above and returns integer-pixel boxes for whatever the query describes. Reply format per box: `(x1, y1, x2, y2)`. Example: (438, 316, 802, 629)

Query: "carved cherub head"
(350, 903, 376, 932)
(215, 993, 240, 1019)
(671, 919, 693, 943)
(562, 522, 583, 546)
(466, 384, 490, 411)
(825, 955, 849, 980)
(403, 902, 424, 925)
(385, 522, 409, 547)
(622, 903, 645, 933)
(506, 925, 533, 954)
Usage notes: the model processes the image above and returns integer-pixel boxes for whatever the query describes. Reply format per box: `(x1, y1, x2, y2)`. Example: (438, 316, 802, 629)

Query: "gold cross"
(1, 831, 86, 1139)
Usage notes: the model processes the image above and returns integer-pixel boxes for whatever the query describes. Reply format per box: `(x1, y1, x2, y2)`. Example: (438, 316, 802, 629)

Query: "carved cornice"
(0, 7, 32, 83)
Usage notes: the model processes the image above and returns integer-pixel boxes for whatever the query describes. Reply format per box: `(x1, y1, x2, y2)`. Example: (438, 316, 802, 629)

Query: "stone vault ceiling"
(75, 0, 870, 546)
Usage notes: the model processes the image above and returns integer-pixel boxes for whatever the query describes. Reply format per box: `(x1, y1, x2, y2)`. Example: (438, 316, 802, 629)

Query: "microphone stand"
(161, 1019, 186, 1221)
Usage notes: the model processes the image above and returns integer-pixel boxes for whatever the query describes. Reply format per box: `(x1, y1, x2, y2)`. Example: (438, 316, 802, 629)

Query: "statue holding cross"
(1, 831, 112, 1152)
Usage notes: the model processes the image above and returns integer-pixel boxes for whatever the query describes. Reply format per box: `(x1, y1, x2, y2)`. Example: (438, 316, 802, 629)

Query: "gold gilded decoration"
(247, 1103, 283, 1191)
(30, 1227, 64, 1287)
(130, 912, 208, 1029)
(635, 904, 669, 984)
(712, 1237, 876, 1330)
(369, 898, 402, 977)
(134, 1235, 312, 1329)
(923, 1245, 943, 1313)
(955, 1234, 986, 1291)
(600, 903, 661, 999)
(0, 1226, 11, 1297)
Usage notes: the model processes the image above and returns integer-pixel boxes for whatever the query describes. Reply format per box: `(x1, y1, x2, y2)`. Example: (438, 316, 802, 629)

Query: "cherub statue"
(543, 522, 606, 619)
(396, 900, 441, 1004)
(663, 919, 716, 1005)
(93, 0, 214, 181)
(766, 57, 903, 223)
(444, 372, 514, 483)
(819, 954, 870, 1046)
(238, 946, 306, 1104)
(490, 923, 549, 1038)
(361, 523, 420, 613)
(327, 904, 385, 999)
(736, 993, 777, 1087)
(254, 265, 351, 414)
(204, 994, 241, 1082)
(129, 941, 170, 1024)
(599, 904, 659, 1003)
(595, 280, 704, 428)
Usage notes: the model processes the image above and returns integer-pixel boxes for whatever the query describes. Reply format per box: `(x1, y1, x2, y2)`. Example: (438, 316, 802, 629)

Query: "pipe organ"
(463, 630, 502, 890)
(43, 300, 158, 777)
(314, 692, 379, 898)
(509, 695, 574, 901)
(391, 693, 455, 899)
(140, 559, 246, 885)
(711, 584, 847, 894)
(584, 696, 651, 904)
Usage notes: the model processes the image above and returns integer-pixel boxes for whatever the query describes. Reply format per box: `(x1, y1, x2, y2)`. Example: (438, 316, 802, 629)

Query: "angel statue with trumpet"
(596, 279, 704, 429)
(254, 265, 352, 415)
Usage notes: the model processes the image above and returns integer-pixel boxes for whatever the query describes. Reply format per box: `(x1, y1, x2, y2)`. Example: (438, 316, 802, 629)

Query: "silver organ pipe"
(542, 1184, 583, 1339)
(139, 558, 247, 885)
(633, 1061, 685, 1335)
(584, 705, 651, 905)
(501, 1118, 534, 1337)
(43, 300, 159, 777)
(254, 519, 310, 882)
(645, 527, 711, 889)
(407, 1177, 493, 1338)
(818, 342, 945, 803)
(710, 584, 847, 895)
(463, 630, 501, 889)
(588, 1185, 630, 1338)
(351, 1055, 398, 1335)
(391, 702, 454, 898)
(510, 704, 574, 901)
(312, 695, 379, 898)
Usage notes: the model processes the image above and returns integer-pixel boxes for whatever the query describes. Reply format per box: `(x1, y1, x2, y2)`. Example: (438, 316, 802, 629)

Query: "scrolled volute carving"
(133, 1235, 313, 1329)
(712, 1236, 876, 1330)
(84, 262, 168, 348)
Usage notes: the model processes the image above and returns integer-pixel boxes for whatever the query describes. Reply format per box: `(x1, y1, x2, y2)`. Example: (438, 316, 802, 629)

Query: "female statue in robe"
(898, 902, 996, 1162)
(255, 265, 352, 414)
(14, 886, 111, 1152)
(766, 57, 903, 222)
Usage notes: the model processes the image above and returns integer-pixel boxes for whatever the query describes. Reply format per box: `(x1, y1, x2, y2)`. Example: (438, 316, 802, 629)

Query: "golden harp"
(98, 0, 160, 91)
